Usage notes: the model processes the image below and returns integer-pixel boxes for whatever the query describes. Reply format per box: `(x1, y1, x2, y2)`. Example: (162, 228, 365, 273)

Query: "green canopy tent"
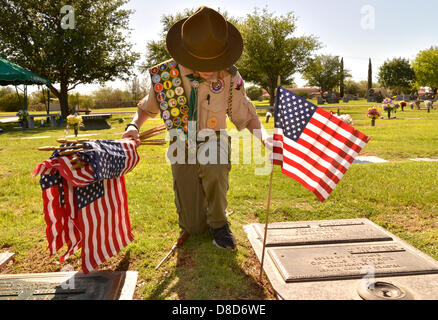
(0, 56, 52, 113)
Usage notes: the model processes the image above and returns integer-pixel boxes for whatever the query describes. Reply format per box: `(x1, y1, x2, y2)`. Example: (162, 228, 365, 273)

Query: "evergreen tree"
(340, 57, 345, 98)
(368, 58, 373, 91)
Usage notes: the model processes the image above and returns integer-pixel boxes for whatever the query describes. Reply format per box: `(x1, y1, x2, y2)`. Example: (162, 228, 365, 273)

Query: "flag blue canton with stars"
(79, 140, 128, 180)
(75, 180, 105, 210)
(274, 87, 317, 142)
(40, 173, 65, 206)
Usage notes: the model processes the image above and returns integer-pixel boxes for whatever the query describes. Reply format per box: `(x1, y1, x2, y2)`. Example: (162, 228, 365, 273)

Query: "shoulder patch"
(234, 73, 244, 91)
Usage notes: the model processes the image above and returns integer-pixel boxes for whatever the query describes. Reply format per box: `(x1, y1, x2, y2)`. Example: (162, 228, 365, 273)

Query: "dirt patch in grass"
(237, 241, 277, 300)
(0, 244, 62, 274)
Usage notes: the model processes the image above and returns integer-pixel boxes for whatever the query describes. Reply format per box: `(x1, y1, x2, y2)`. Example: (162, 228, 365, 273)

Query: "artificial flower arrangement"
(16, 109, 29, 128)
(382, 98, 399, 119)
(400, 101, 407, 111)
(333, 113, 354, 125)
(366, 106, 381, 126)
(66, 114, 83, 137)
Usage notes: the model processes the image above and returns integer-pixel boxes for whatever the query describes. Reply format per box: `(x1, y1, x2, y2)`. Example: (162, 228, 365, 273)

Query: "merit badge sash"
(149, 59, 190, 143)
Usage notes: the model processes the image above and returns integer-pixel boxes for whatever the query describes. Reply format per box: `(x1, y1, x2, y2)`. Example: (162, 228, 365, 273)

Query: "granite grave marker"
(245, 218, 438, 300)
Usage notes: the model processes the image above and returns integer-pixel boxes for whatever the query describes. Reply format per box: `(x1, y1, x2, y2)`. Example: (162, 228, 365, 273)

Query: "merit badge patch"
(175, 87, 184, 96)
(152, 74, 161, 84)
(170, 69, 179, 77)
(162, 110, 171, 120)
(160, 101, 168, 110)
(154, 83, 163, 93)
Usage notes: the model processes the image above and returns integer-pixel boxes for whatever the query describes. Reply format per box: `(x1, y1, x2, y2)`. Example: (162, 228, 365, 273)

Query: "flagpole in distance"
(259, 76, 281, 282)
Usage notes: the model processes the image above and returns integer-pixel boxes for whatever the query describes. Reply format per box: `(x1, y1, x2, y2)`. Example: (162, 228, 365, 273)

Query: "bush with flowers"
(366, 106, 381, 126)
(66, 114, 83, 137)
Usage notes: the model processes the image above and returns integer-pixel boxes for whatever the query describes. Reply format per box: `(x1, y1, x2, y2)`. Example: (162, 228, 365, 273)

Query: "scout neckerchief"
(185, 73, 205, 135)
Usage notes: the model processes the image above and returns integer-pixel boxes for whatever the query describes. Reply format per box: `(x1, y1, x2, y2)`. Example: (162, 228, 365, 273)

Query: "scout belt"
(149, 59, 189, 144)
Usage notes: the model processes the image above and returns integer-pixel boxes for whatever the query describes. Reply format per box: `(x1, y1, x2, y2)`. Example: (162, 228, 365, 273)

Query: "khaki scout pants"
(169, 133, 231, 235)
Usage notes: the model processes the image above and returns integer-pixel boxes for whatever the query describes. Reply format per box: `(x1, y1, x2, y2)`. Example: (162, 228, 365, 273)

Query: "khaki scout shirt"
(138, 64, 259, 132)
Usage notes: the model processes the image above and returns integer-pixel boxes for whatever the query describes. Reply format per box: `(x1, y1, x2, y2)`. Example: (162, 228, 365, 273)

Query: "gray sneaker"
(210, 223, 237, 251)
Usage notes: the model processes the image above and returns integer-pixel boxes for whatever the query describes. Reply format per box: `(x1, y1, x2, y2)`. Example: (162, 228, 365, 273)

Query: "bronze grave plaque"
(268, 243, 438, 283)
(254, 219, 393, 247)
(0, 271, 126, 300)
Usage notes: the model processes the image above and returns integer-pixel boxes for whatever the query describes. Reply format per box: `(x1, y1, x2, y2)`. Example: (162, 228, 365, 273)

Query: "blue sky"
(77, 0, 438, 93)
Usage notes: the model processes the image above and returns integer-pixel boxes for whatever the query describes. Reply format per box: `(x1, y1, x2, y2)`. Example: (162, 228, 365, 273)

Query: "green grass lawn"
(0, 105, 437, 300)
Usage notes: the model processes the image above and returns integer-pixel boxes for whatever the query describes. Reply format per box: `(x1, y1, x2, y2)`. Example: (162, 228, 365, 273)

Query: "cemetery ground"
(0, 103, 437, 300)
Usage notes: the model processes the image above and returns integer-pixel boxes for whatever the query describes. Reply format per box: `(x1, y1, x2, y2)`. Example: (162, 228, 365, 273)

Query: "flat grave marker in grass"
(0, 271, 138, 300)
(353, 156, 387, 164)
(253, 219, 392, 247)
(410, 158, 438, 162)
(246, 219, 438, 300)
(0, 252, 14, 269)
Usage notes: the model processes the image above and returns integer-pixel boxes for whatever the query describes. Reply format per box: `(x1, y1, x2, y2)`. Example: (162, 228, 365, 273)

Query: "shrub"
(0, 93, 23, 112)
(246, 86, 263, 101)
(28, 103, 47, 112)
(295, 91, 309, 99)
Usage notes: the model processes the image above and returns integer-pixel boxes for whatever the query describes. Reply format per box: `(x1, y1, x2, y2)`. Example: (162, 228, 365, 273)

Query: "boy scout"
(123, 6, 272, 250)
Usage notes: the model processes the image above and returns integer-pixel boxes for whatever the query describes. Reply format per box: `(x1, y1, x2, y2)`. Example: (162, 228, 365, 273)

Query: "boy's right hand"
(122, 127, 141, 147)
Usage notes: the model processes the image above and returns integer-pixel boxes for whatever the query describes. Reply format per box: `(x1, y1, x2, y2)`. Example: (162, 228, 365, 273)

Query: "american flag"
(33, 139, 139, 273)
(272, 87, 370, 202)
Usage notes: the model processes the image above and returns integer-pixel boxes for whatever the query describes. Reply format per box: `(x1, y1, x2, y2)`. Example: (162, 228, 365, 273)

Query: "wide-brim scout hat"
(166, 6, 243, 72)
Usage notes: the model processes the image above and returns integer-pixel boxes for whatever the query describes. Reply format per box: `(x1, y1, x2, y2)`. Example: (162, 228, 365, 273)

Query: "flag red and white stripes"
(273, 87, 370, 202)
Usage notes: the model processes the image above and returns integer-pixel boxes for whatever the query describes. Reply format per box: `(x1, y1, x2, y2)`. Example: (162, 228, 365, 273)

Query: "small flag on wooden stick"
(272, 87, 370, 202)
(259, 86, 370, 282)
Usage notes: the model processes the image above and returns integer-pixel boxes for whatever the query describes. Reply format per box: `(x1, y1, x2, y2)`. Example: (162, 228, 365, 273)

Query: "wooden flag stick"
(38, 144, 84, 151)
(259, 75, 281, 282)
(139, 124, 166, 140)
(140, 129, 166, 141)
(259, 164, 274, 282)
(56, 138, 89, 144)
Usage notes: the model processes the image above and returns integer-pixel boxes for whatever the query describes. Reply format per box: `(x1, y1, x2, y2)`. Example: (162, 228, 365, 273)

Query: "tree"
(126, 76, 141, 102)
(0, 0, 139, 117)
(302, 55, 350, 97)
(237, 8, 320, 105)
(378, 57, 416, 94)
(412, 46, 438, 94)
(344, 80, 360, 95)
(368, 58, 373, 91)
(339, 57, 345, 98)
